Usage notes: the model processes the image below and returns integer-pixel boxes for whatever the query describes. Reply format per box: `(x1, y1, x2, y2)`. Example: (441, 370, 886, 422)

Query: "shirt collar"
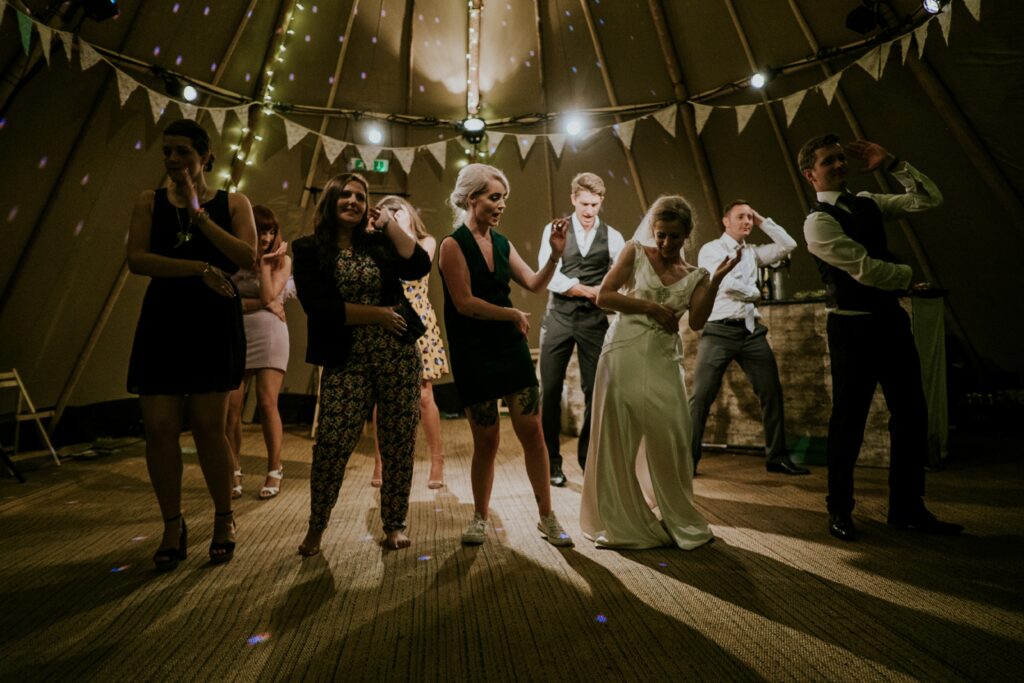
(720, 232, 743, 250)
(571, 213, 600, 234)
(817, 190, 845, 206)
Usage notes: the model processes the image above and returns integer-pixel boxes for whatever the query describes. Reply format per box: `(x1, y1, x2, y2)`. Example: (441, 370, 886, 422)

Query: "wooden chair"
(1, 369, 61, 480)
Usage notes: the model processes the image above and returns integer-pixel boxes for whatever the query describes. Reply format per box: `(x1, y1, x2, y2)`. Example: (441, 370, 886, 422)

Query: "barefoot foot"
(385, 530, 410, 549)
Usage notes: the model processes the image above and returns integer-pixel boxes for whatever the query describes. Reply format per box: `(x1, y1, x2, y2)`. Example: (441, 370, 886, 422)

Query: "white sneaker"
(538, 512, 574, 547)
(461, 513, 487, 545)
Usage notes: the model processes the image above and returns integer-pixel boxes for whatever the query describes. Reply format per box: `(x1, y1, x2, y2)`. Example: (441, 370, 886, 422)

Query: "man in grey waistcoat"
(538, 173, 625, 486)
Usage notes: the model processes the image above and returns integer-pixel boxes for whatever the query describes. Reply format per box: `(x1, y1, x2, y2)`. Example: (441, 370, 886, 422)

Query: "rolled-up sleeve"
(803, 211, 912, 291)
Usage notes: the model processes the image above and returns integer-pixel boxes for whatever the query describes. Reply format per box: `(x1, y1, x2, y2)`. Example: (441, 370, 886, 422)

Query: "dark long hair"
(313, 173, 369, 262)
(252, 204, 282, 257)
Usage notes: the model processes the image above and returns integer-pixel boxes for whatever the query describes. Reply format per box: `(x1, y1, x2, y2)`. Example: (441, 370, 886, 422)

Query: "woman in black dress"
(293, 173, 430, 555)
(437, 163, 572, 547)
(126, 119, 256, 570)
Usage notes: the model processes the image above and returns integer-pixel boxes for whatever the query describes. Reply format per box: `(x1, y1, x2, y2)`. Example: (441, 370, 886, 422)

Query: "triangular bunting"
(178, 102, 198, 121)
(915, 22, 930, 59)
(233, 104, 250, 124)
(208, 108, 227, 134)
(355, 144, 381, 163)
(487, 131, 505, 155)
(283, 118, 309, 149)
(115, 69, 138, 107)
(392, 147, 415, 174)
(614, 119, 637, 149)
(37, 24, 53, 65)
(653, 105, 678, 137)
(515, 134, 536, 161)
(857, 47, 883, 81)
(57, 30, 73, 62)
(147, 90, 170, 123)
(16, 11, 33, 54)
(79, 41, 102, 70)
(320, 137, 345, 165)
(964, 0, 981, 22)
(692, 103, 713, 135)
(548, 133, 567, 159)
(938, 5, 953, 45)
(820, 73, 841, 106)
(782, 90, 807, 127)
(426, 140, 447, 169)
(735, 104, 757, 134)
(900, 33, 913, 65)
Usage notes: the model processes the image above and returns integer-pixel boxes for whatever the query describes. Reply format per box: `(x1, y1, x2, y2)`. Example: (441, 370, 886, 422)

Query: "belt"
(712, 318, 749, 327)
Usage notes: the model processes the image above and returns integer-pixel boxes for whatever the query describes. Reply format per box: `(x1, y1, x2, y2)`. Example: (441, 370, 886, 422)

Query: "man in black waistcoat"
(538, 173, 625, 486)
(799, 134, 962, 541)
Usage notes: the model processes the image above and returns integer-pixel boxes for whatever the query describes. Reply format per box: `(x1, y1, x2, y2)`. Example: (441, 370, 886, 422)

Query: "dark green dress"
(440, 225, 537, 406)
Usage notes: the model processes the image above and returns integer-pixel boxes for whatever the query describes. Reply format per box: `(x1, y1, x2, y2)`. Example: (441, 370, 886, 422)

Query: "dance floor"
(1, 420, 1022, 682)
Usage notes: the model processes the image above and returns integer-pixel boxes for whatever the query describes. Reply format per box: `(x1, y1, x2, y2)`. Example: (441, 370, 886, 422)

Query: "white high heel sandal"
(259, 469, 283, 500)
(231, 469, 243, 499)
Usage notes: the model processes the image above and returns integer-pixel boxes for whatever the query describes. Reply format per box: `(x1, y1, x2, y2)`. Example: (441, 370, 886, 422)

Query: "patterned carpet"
(1, 422, 1022, 682)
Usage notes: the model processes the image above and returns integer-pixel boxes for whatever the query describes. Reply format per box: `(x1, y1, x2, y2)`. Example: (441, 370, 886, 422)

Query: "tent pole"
(533, 0, 556, 218)
(647, 0, 723, 230)
(576, 0, 648, 212)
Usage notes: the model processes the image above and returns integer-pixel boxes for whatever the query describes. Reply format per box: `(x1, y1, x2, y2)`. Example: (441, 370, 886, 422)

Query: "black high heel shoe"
(153, 514, 188, 572)
(209, 511, 236, 565)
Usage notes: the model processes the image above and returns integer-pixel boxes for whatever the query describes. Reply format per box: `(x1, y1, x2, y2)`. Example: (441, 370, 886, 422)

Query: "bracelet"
(548, 254, 560, 266)
(886, 156, 901, 172)
(191, 208, 209, 227)
(200, 262, 212, 277)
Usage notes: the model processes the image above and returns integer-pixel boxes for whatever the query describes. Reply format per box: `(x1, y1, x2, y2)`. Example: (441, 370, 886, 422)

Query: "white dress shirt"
(697, 218, 797, 328)
(802, 161, 943, 313)
(538, 214, 626, 294)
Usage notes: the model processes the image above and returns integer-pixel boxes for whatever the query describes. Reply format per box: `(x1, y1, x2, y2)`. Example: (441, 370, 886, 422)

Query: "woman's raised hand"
(262, 240, 288, 264)
(368, 206, 391, 233)
(510, 308, 531, 338)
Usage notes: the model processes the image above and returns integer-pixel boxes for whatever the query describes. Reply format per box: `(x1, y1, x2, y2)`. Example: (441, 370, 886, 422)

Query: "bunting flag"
(208, 108, 227, 134)
(487, 131, 505, 155)
(36, 24, 52, 64)
(115, 69, 138, 106)
(178, 102, 198, 121)
(938, 5, 953, 44)
(57, 30, 73, 62)
(426, 140, 447, 169)
(857, 46, 883, 80)
(820, 73, 841, 105)
(355, 144, 381, 163)
(79, 42, 102, 70)
(283, 118, 309, 149)
(900, 33, 913, 65)
(653, 105, 678, 137)
(233, 104, 251, 125)
(392, 147, 415, 174)
(17, 10, 32, 54)
(548, 133, 567, 159)
(147, 90, 170, 123)
(915, 22, 930, 59)
(321, 136, 346, 165)
(515, 134, 536, 161)
(692, 103, 713, 135)
(614, 119, 636, 149)
(782, 90, 807, 127)
(964, 0, 981, 22)
(735, 104, 757, 134)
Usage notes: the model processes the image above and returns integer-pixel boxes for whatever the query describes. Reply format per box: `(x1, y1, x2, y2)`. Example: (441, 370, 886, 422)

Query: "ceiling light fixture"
(461, 117, 486, 144)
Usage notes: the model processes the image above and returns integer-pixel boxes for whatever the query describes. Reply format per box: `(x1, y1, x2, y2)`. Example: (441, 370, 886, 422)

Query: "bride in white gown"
(580, 195, 741, 549)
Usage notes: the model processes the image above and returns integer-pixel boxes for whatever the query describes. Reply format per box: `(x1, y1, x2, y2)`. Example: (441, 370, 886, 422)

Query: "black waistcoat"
(811, 196, 902, 313)
(550, 222, 611, 314)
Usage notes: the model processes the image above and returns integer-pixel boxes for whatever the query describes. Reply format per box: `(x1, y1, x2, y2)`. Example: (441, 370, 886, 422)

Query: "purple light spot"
(418, 85, 425, 92)
(339, 35, 345, 43)
(529, 50, 536, 57)
(210, 62, 218, 72)
(153, 45, 161, 56)
(110, 565, 130, 573)
(418, 14, 424, 20)
(524, 60, 531, 68)
(312, 5, 318, 13)
(245, 72, 251, 82)
(288, 73, 295, 81)
(281, 180, 289, 189)
(175, 55, 183, 66)
(38, 156, 48, 169)
(247, 633, 271, 645)
(203, 6, 210, 16)
(328, 76, 335, 84)
(501, 20, 507, 27)
(130, 535, 146, 542)
(598, 18, 605, 26)
(371, 36, 377, 44)
(380, 8, 386, 17)
(134, 139, 143, 150)
(304, 34, 311, 42)
(494, 527, 504, 532)
(565, 9, 571, 16)
(0, 118, 5, 130)
(7, 206, 18, 222)
(74, 220, 85, 236)
(417, 555, 431, 561)
(434, 507, 442, 512)
(595, 613, 608, 623)
(81, 174, 90, 185)
(360, 72, 367, 79)
(569, 24, 574, 32)
(571, 66, 577, 73)
(607, 169, 615, 177)
(658, 562, 668, 568)
(172, 3, 180, 12)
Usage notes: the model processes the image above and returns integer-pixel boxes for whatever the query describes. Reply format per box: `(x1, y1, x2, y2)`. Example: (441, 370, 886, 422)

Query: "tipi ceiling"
(1, 0, 1021, 417)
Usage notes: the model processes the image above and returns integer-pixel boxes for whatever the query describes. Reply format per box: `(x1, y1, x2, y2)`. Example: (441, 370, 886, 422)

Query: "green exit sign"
(373, 159, 389, 173)
(348, 158, 366, 171)
(346, 158, 389, 173)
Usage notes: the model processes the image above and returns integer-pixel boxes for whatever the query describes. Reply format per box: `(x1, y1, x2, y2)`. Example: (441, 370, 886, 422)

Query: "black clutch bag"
(396, 297, 427, 344)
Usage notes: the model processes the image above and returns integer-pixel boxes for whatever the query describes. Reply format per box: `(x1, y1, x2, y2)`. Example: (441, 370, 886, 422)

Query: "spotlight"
(564, 114, 584, 137)
(82, 0, 119, 21)
(366, 126, 383, 144)
(845, 2, 879, 35)
(160, 73, 198, 102)
(750, 72, 767, 89)
(181, 84, 198, 102)
(922, 0, 949, 14)
(460, 117, 486, 145)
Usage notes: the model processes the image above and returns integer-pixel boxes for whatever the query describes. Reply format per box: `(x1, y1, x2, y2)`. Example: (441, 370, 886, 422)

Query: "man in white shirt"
(799, 133, 962, 541)
(689, 200, 806, 477)
(538, 173, 625, 486)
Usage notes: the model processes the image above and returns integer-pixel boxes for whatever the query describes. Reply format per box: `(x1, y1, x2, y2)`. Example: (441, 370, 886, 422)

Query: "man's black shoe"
(829, 514, 857, 541)
(766, 458, 810, 475)
(887, 508, 963, 535)
(550, 466, 567, 487)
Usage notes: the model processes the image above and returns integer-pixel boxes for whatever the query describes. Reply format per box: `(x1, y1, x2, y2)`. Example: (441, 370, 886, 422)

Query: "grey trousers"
(688, 321, 788, 466)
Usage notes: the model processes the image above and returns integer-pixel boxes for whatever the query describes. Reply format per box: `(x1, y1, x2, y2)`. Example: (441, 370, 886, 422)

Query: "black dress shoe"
(887, 508, 964, 535)
(550, 467, 567, 487)
(766, 458, 810, 475)
(829, 514, 857, 541)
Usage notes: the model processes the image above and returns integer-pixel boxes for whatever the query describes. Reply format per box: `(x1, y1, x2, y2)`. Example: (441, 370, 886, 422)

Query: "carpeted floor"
(1, 422, 1022, 682)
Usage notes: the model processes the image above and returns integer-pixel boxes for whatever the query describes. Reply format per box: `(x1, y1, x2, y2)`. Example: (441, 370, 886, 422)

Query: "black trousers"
(539, 304, 608, 471)
(689, 321, 788, 467)
(825, 309, 927, 516)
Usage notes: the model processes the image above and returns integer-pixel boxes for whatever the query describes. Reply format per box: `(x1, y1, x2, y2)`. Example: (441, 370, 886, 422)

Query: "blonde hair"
(448, 163, 510, 228)
(377, 195, 429, 240)
(571, 172, 606, 197)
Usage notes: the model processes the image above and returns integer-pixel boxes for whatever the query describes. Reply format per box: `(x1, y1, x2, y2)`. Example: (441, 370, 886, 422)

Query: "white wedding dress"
(580, 241, 714, 550)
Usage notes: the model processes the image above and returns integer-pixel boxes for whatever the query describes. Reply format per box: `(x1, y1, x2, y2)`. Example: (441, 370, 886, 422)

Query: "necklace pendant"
(174, 231, 192, 248)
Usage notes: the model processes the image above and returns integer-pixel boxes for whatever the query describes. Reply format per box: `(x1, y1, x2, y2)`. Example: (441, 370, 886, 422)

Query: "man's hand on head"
(845, 139, 894, 173)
